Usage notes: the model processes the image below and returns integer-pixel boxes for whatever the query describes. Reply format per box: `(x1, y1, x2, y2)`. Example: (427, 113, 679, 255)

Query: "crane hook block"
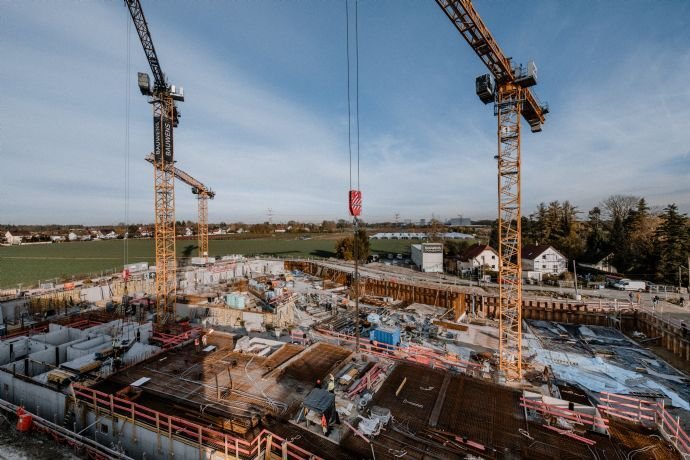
(349, 190, 362, 217)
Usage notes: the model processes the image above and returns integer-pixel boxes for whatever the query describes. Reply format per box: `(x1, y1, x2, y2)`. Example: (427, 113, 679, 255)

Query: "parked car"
(612, 279, 646, 291)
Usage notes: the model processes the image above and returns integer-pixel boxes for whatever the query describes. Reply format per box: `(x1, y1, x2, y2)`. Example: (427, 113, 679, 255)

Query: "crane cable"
(346, 0, 362, 350)
(123, 15, 132, 267)
(346, 0, 360, 192)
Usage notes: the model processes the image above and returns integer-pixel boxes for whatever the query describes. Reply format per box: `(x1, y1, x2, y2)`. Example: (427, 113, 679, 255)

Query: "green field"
(0, 237, 421, 288)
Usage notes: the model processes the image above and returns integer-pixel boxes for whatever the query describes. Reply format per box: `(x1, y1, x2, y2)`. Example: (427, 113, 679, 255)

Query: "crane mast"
(125, 0, 184, 323)
(435, 0, 548, 379)
(146, 154, 215, 258)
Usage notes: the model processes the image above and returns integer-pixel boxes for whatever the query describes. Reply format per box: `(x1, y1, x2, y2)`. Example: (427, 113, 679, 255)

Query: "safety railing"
(598, 392, 690, 458)
(72, 384, 322, 460)
(520, 397, 609, 431)
(313, 328, 482, 374)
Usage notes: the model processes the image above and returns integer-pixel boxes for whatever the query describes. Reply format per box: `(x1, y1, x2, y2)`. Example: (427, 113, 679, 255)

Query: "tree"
(653, 204, 690, 283)
(585, 207, 607, 260)
(601, 194, 640, 222)
(335, 229, 370, 262)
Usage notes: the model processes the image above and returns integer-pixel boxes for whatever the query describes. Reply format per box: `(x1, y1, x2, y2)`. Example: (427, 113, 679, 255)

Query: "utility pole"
(573, 260, 580, 300)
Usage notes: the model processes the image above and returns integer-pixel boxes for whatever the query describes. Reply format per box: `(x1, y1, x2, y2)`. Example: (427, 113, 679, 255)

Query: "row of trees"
(514, 195, 689, 284)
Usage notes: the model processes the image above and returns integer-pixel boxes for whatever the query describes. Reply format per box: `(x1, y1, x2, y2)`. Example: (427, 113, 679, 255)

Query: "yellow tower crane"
(145, 154, 216, 258)
(125, 0, 184, 323)
(435, 0, 549, 379)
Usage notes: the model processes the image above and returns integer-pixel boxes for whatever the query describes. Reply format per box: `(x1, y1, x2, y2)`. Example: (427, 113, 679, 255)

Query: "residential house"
(68, 230, 91, 241)
(184, 227, 193, 237)
(456, 244, 498, 273)
(95, 229, 118, 240)
(136, 227, 153, 238)
(592, 253, 617, 273)
(4, 230, 30, 245)
(522, 245, 567, 280)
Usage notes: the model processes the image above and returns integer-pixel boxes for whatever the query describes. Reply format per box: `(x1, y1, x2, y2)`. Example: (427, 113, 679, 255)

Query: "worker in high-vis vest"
(321, 414, 328, 435)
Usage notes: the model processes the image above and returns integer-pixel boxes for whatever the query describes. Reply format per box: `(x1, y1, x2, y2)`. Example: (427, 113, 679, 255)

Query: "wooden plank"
(429, 373, 451, 427)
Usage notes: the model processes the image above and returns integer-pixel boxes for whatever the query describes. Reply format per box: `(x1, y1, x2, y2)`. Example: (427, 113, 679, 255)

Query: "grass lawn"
(0, 237, 422, 288)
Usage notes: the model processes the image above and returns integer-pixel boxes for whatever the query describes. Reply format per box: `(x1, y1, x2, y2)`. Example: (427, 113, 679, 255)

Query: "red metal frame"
(520, 397, 609, 431)
(314, 328, 481, 372)
(598, 392, 690, 455)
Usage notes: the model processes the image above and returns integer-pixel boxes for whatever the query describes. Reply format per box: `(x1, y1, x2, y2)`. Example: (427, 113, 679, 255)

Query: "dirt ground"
(0, 419, 79, 460)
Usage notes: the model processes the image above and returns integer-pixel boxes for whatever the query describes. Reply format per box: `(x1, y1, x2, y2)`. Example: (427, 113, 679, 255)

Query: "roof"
(521, 244, 565, 260)
(457, 244, 497, 262)
(302, 388, 335, 414)
(5, 230, 31, 236)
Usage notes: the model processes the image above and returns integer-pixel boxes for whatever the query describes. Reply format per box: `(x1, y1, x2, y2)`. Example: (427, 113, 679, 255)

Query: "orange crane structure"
(435, 0, 548, 378)
(146, 154, 215, 258)
(125, 0, 184, 322)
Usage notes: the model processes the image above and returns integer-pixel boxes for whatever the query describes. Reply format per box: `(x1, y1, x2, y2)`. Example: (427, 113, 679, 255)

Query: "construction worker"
(321, 414, 328, 436)
(636, 292, 641, 305)
(315, 379, 321, 389)
(327, 374, 335, 393)
(194, 337, 200, 352)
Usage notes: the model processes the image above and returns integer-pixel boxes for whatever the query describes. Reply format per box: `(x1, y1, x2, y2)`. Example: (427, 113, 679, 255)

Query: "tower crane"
(145, 154, 215, 258)
(435, 0, 548, 379)
(125, 0, 184, 323)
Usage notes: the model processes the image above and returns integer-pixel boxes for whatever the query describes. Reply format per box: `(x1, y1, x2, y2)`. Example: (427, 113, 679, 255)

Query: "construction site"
(2, 0, 690, 459)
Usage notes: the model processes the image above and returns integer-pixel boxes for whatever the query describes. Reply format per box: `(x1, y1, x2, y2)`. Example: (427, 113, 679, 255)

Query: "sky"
(1, 0, 689, 225)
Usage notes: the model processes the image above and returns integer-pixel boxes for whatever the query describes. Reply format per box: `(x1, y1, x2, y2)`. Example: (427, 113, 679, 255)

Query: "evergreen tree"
(653, 204, 690, 283)
(585, 207, 607, 260)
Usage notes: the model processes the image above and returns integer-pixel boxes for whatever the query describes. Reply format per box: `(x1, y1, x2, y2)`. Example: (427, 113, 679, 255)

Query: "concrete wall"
(77, 404, 223, 460)
(0, 298, 29, 323)
(0, 338, 29, 365)
(0, 371, 67, 422)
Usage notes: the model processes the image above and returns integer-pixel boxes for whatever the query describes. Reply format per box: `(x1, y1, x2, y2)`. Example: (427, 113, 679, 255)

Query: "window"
(100, 423, 109, 434)
(491, 255, 495, 260)
(542, 264, 547, 269)
(542, 255, 547, 259)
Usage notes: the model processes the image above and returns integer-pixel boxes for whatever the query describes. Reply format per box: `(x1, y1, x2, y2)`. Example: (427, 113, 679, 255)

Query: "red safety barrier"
(314, 328, 481, 373)
(150, 326, 202, 349)
(72, 384, 322, 459)
(520, 397, 609, 431)
(542, 425, 597, 446)
(598, 392, 690, 457)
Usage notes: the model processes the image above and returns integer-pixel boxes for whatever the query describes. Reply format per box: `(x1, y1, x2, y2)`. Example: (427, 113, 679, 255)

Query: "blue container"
(236, 296, 246, 309)
(369, 327, 401, 346)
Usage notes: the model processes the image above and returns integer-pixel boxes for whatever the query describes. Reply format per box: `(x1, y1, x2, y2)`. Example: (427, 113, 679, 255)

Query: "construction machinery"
(145, 154, 215, 258)
(435, 0, 548, 379)
(125, 0, 184, 322)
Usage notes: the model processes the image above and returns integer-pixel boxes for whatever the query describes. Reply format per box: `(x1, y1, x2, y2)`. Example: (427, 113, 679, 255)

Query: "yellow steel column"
(153, 95, 177, 322)
(496, 83, 522, 379)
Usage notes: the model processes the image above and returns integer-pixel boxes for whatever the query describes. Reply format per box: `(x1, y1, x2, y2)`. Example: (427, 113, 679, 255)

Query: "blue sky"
(1, 0, 689, 225)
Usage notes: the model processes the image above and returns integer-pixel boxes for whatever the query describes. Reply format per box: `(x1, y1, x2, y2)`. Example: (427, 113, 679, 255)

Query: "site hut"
(411, 242, 444, 273)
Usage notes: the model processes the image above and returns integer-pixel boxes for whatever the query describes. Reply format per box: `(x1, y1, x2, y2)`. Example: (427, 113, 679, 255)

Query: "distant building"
(369, 232, 472, 240)
(184, 227, 193, 237)
(447, 217, 472, 226)
(411, 243, 444, 273)
(456, 244, 498, 273)
(592, 253, 617, 273)
(96, 229, 118, 240)
(522, 245, 567, 280)
(4, 230, 30, 245)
